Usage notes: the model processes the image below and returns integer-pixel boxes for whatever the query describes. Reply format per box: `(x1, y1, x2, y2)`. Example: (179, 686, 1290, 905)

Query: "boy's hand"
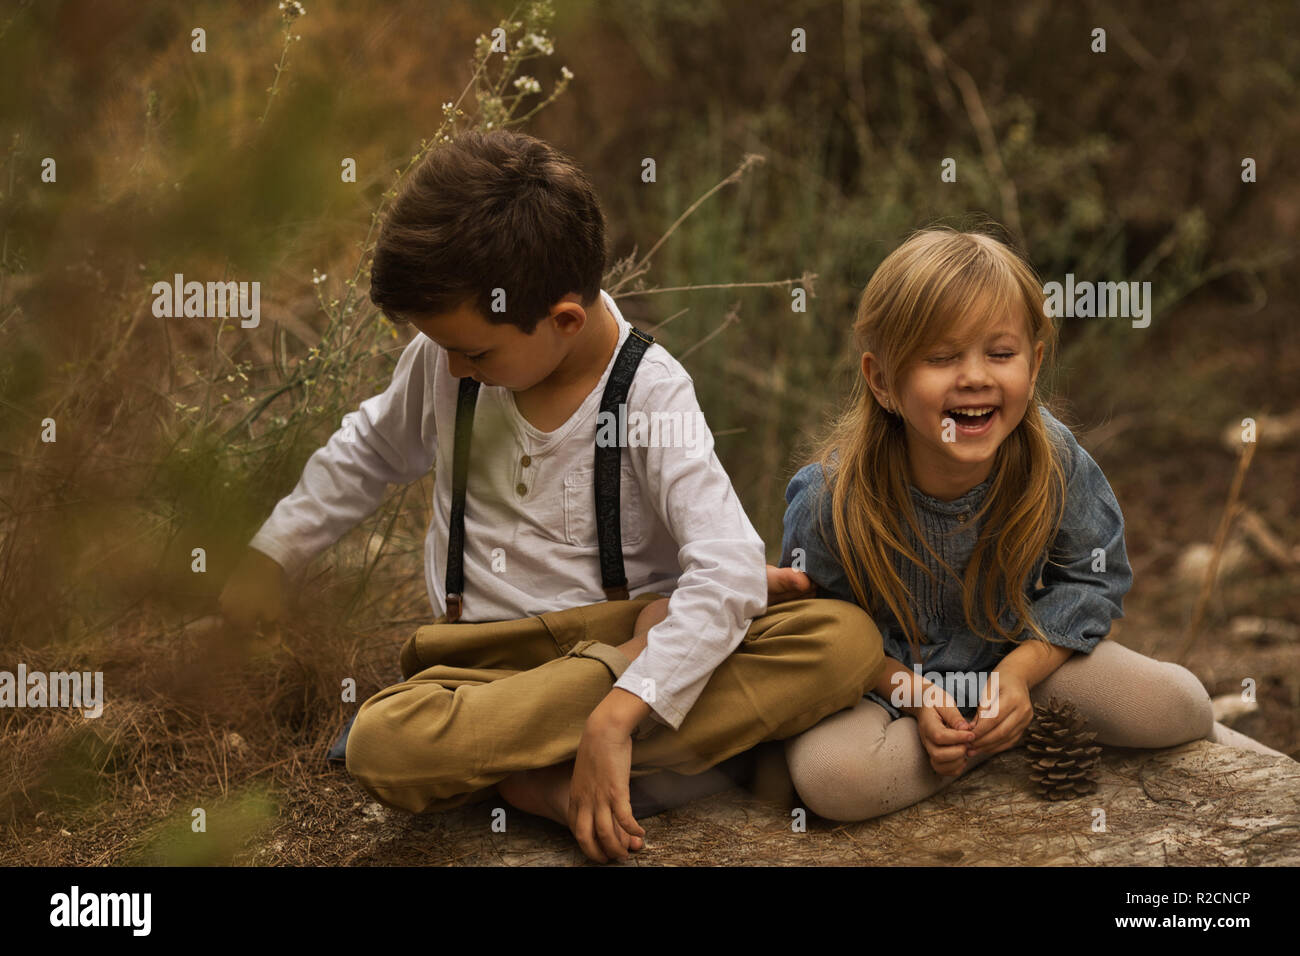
(913, 693, 976, 777)
(965, 669, 1033, 760)
(218, 548, 285, 632)
(568, 705, 646, 863)
(766, 564, 816, 607)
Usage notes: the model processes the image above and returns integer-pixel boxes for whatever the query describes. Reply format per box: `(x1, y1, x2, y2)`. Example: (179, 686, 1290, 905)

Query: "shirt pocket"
(563, 464, 645, 549)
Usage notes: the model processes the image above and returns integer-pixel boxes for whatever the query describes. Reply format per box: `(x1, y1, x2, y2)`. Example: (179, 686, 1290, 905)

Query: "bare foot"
(498, 763, 643, 855)
(616, 600, 664, 662)
(630, 598, 669, 643)
(497, 762, 573, 827)
(616, 631, 648, 662)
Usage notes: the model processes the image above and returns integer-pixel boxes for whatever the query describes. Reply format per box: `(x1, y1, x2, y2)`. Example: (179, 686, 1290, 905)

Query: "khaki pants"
(345, 594, 885, 814)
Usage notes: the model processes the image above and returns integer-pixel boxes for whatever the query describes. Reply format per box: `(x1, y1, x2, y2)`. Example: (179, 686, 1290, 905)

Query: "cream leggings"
(783, 639, 1289, 822)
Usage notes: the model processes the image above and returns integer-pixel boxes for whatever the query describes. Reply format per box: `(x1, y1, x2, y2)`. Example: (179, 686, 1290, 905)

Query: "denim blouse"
(780, 405, 1132, 717)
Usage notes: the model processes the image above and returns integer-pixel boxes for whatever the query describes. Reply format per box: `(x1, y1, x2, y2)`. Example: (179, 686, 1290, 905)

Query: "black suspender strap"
(441, 325, 655, 621)
(595, 326, 655, 601)
(443, 375, 480, 622)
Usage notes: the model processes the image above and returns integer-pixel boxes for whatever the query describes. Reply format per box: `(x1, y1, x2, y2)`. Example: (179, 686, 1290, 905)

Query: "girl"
(770, 224, 1286, 821)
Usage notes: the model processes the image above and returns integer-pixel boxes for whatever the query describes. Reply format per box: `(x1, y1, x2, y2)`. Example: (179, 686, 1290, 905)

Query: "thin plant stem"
(1176, 439, 1258, 664)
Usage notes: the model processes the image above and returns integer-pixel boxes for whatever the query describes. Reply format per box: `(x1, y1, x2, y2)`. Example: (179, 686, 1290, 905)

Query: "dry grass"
(0, 586, 406, 866)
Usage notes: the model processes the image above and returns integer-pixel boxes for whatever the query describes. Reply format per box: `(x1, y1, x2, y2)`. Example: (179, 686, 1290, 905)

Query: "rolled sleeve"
(611, 372, 767, 729)
(1029, 412, 1134, 653)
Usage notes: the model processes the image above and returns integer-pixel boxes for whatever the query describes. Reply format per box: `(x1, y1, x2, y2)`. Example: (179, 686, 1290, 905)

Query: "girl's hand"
(966, 670, 1034, 759)
(765, 564, 816, 607)
(913, 693, 976, 777)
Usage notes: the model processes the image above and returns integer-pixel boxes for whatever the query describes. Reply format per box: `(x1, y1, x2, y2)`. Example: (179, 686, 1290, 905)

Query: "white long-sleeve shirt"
(249, 289, 768, 729)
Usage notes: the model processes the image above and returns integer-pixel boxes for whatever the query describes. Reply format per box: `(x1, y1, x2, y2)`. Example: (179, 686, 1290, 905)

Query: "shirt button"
(520, 454, 531, 467)
(516, 483, 527, 496)
(957, 513, 969, 523)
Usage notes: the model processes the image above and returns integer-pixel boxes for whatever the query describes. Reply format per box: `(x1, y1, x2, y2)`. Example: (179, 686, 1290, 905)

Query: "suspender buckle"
(603, 585, 631, 602)
(628, 326, 654, 346)
(445, 592, 463, 622)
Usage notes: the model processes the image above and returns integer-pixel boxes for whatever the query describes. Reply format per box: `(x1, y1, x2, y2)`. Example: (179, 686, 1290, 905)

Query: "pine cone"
(1025, 696, 1103, 800)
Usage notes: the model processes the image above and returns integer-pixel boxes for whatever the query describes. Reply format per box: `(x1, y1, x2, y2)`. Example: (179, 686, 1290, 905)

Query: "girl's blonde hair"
(810, 224, 1069, 663)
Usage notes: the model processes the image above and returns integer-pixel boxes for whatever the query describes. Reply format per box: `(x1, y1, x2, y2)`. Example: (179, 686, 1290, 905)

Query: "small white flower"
(526, 33, 554, 55)
(513, 75, 541, 95)
(561, 65, 573, 80)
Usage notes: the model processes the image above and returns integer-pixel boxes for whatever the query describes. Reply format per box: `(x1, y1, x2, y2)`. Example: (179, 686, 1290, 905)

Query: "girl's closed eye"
(927, 351, 1016, 366)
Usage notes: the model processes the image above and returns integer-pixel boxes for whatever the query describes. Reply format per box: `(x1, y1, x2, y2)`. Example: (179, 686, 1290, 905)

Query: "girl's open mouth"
(944, 406, 998, 436)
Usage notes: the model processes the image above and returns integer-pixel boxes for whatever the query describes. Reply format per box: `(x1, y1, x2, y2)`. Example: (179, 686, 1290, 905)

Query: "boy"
(220, 129, 884, 863)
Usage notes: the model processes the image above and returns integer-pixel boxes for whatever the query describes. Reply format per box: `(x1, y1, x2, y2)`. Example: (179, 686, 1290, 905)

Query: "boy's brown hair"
(368, 129, 606, 333)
